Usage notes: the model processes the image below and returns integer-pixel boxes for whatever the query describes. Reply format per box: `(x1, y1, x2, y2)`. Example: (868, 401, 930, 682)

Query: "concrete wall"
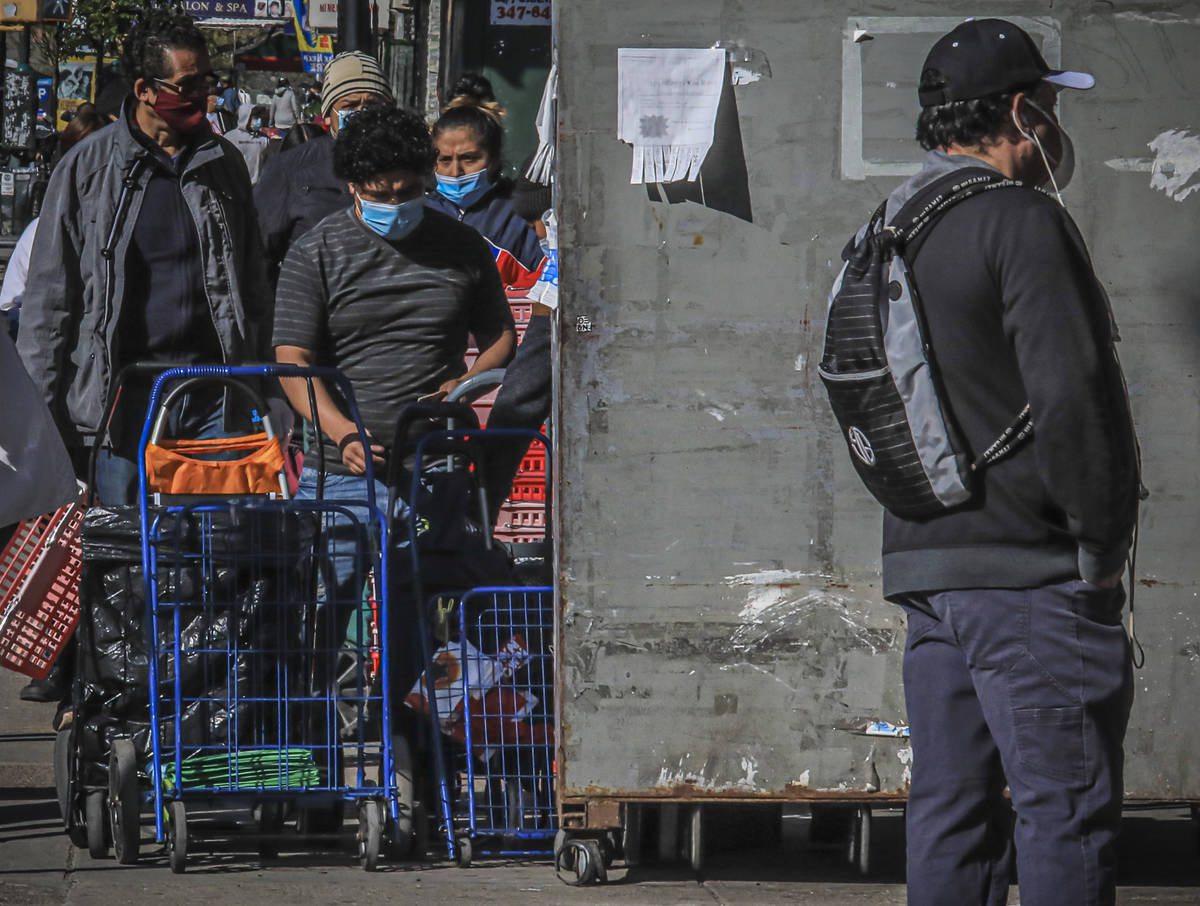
(555, 1, 1200, 801)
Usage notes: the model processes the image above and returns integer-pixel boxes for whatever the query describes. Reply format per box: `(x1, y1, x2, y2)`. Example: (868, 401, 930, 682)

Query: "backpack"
(818, 169, 1034, 518)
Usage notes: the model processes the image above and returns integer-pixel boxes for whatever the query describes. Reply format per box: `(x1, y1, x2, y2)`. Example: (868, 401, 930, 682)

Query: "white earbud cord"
(1013, 102, 1065, 207)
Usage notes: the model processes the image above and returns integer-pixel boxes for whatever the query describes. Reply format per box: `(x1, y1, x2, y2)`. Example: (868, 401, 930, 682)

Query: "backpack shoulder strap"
(840, 197, 889, 262)
(891, 168, 1021, 249)
(889, 167, 1036, 469)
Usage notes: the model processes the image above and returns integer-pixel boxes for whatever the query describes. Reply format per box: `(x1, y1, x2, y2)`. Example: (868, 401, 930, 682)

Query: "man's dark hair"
(333, 105, 435, 184)
(121, 6, 208, 85)
(915, 69, 1035, 150)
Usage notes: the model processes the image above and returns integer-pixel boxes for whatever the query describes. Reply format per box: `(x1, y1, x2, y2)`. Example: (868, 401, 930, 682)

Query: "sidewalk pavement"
(0, 662, 56, 788)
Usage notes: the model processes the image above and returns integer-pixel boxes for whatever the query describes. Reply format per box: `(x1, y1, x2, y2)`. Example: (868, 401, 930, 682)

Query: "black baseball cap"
(918, 18, 1094, 107)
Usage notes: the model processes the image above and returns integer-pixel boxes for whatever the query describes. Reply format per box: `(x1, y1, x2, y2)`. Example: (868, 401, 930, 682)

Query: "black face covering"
(1013, 98, 1075, 204)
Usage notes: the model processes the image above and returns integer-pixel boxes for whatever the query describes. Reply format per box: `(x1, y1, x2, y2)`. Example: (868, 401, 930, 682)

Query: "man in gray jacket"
(17, 8, 270, 506)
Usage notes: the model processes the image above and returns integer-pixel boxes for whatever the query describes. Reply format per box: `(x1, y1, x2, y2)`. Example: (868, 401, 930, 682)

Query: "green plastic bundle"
(162, 748, 321, 790)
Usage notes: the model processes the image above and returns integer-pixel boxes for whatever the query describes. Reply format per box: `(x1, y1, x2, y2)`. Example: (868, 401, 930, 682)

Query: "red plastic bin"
(508, 475, 547, 503)
(0, 486, 87, 679)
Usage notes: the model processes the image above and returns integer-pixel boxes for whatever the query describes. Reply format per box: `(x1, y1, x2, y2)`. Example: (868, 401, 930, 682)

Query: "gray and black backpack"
(819, 169, 1033, 518)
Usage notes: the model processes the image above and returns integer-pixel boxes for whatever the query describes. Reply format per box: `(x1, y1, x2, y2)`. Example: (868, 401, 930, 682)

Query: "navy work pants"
(901, 579, 1133, 906)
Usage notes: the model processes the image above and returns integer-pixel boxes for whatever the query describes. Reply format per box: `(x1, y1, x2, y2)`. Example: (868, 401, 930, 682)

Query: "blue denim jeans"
(295, 466, 425, 699)
(901, 580, 1134, 906)
(294, 465, 395, 601)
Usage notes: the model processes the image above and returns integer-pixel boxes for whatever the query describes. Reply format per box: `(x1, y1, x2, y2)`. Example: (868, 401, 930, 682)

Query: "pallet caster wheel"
(358, 800, 382, 871)
(258, 801, 284, 859)
(780, 804, 813, 850)
(555, 837, 600, 885)
(108, 739, 140, 864)
(455, 836, 473, 868)
(168, 800, 187, 874)
(85, 790, 108, 858)
(686, 804, 703, 873)
(848, 805, 871, 876)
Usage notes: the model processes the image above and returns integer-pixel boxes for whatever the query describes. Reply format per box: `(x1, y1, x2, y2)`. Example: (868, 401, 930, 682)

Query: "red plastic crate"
(497, 502, 545, 528)
(508, 475, 547, 502)
(516, 448, 546, 477)
(0, 487, 87, 679)
(493, 501, 547, 543)
(509, 299, 533, 324)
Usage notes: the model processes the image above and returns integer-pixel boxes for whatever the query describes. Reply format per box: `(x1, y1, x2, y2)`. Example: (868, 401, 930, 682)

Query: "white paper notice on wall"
(617, 47, 725, 184)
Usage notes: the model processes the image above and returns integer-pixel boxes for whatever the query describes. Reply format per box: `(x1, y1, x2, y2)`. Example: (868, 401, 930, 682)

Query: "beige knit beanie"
(321, 51, 393, 117)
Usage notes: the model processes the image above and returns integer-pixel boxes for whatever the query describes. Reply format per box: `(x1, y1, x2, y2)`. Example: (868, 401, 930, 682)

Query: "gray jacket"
(17, 100, 271, 448)
(270, 87, 300, 130)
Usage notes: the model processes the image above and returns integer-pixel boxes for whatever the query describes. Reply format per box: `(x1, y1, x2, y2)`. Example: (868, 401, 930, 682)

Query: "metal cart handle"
(146, 374, 276, 445)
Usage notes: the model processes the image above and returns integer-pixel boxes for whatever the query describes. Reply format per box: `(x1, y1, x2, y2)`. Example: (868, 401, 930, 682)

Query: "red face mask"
(152, 88, 208, 135)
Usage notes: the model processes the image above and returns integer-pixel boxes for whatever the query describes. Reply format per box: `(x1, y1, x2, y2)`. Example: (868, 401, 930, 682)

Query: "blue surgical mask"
(436, 169, 490, 205)
(335, 108, 358, 132)
(357, 196, 425, 241)
(250, 118, 263, 131)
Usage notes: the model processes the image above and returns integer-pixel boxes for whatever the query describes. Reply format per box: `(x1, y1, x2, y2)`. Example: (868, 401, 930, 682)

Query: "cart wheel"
(85, 790, 107, 858)
(686, 804, 703, 873)
(55, 728, 87, 848)
(358, 801, 382, 872)
(455, 836, 473, 868)
(621, 803, 642, 867)
(54, 728, 72, 826)
(258, 801, 284, 859)
(168, 800, 188, 874)
(108, 739, 140, 865)
(555, 837, 598, 886)
(849, 805, 871, 876)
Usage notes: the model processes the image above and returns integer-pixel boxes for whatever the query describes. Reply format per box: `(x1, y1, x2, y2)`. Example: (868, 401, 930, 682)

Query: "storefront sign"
(489, 1, 550, 26)
(183, 0, 256, 18)
(307, 0, 335, 31)
(301, 51, 332, 74)
(292, 0, 333, 72)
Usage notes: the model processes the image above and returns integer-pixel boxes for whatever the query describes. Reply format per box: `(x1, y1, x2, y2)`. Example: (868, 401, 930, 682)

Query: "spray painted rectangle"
(841, 16, 1063, 179)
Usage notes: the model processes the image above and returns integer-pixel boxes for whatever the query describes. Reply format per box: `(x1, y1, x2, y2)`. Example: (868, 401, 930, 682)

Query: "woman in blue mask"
(426, 75, 546, 290)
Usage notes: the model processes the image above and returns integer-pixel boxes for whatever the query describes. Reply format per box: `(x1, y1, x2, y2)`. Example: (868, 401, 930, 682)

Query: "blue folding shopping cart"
(387, 408, 557, 866)
(138, 364, 403, 871)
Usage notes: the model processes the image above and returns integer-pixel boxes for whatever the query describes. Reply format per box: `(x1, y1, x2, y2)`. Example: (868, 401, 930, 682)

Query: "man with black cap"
(879, 18, 1140, 906)
(254, 51, 394, 282)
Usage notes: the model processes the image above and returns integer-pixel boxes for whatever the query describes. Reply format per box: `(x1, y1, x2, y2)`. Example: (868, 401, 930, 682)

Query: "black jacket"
(880, 152, 1140, 597)
(424, 178, 545, 288)
(254, 134, 349, 283)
